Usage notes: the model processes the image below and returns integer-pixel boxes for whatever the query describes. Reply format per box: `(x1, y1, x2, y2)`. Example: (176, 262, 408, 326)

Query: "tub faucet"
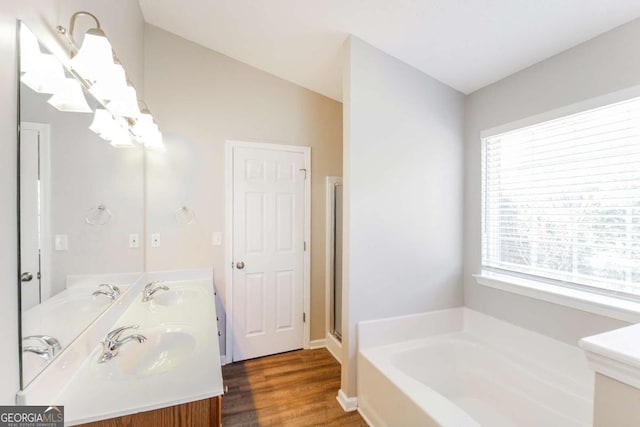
(23, 335, 61, 361)
(98, 325, 146, 364)
(92, 283, 121, 300)
(142, 281, 169, 302)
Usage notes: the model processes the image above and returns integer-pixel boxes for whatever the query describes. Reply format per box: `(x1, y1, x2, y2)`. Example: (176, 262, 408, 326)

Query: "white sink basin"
(98, 327, 198, 379)
(149, 287, 203, 307)
(21, 351, 51, 385)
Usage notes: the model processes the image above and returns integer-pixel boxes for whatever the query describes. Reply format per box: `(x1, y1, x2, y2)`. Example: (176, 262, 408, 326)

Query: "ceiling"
(138, 0, 640, 101)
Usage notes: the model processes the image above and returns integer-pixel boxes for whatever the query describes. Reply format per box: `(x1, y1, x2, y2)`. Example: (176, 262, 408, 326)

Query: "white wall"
(0, 0, 144, 404)
(341, 36, 465, 397)
(143, 25, 343, 351)
(463, 18, 640, 345)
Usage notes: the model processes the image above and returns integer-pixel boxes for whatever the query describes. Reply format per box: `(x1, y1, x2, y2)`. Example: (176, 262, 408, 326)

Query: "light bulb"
(20, 54, 66, 94)
(144, 128, 165, 151)
(20, 24, 42, 74)
(89, 108, 116, 140)
(69, 28, 114, 83)
(108, 118, 134, 147)
(89, 63, 127, 101)
(47, 78, 92, 113)
(131, 112, 156, 137)
(106, 85, 141, 118)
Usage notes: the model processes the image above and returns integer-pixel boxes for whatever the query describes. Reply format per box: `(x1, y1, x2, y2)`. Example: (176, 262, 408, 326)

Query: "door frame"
(20, 122, 52, 303)
(224, 140, 311, 363)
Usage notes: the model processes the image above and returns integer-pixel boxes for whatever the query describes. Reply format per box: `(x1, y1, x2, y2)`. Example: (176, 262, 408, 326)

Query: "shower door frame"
(325, 176, 342, 362)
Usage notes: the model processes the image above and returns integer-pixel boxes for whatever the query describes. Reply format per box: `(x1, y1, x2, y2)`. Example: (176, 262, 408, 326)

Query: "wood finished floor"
(222, 349, 367, 426)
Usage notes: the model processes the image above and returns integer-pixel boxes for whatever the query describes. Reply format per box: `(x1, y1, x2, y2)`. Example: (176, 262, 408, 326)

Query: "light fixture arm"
(56, 11, 106, 57)
(68, 11, 102, 43)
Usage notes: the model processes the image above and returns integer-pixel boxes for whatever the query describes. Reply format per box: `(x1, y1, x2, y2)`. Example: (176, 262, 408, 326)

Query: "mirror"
(18, 22, 145, 387)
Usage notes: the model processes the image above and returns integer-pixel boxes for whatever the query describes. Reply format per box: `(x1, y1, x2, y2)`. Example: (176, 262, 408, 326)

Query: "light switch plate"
(212, 231, 222, 246)
(151, 233, 161, 248)
(129, 233, 139, 248)
(55, 234, 68, 251)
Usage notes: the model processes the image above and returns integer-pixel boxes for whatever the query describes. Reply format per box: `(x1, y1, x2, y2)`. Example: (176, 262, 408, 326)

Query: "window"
(482, 97, 640, 298)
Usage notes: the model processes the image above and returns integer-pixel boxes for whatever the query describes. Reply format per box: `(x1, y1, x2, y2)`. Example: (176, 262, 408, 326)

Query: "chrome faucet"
(92, 283, 121, 300)
(23, 335, 61, 361)
(98, 325, 146, 364)
(142, 281, 169, 302)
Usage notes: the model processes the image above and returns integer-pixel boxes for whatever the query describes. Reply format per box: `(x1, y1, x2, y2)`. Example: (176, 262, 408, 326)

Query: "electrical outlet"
(212, 231, 222, 246)
(151, 233, 161, 248)
(55, 234, 68, 251)
(129, 233, 139, 248)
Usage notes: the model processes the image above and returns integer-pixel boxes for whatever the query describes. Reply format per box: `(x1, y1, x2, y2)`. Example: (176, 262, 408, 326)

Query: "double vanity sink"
(92, 282, 208, 379)
(19, 273, 224, 426)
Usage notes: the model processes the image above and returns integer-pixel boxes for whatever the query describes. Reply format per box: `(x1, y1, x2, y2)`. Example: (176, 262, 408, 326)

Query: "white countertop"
(580, 323, 640, 390)
(54, 279, 224, 425)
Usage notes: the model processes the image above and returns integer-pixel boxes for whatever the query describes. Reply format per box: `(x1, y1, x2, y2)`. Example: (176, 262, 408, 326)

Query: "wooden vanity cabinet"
(76, 396, 221, 427)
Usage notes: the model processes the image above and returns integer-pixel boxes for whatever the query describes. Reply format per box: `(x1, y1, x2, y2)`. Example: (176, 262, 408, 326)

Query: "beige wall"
(143, 25, 343, 350)
(594, 374, 640, 427)
(0, 0, 145, 404)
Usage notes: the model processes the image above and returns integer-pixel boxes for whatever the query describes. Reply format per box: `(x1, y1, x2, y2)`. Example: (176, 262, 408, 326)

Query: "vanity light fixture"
(19, 24, 42, 74)
(47, 78, 92, 113)
(57, 11, 164, 151)
(65, 12, 114, 83)
(19, 24, 91, 111)
(131, 110, 155, 137)
(132, 103, 166, 151)
(109, 123, 134, 148)
(89, 109, 133, 147)
(89, 108, 115, 139)
(106, 85, 141, 119)
(20, 54, 66, 94)
(88, 63, 127, 101)
(143, 129, 165, 152)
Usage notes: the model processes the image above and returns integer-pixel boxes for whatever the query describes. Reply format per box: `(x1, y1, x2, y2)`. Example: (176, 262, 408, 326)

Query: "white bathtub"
(357, 308, 593, 427)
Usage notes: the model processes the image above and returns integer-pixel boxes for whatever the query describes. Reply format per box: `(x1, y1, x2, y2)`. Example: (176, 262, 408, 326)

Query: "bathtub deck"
(222, 348, 366, 426)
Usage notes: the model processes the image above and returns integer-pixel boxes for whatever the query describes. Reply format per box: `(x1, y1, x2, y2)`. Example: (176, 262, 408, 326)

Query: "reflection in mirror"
(18, 22, 144, 387)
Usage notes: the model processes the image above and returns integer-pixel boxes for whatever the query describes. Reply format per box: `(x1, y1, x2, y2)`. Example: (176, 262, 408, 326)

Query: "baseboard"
(325, 333, 342, 364)
(357, 406, 378, 427)
(220, 355, 227, 365)
(309, 338, 326, 349)
(336, 389, 358, 412)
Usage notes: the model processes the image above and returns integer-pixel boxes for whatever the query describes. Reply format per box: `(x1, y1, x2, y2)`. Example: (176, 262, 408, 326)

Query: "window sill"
(473, 271, 640, 324)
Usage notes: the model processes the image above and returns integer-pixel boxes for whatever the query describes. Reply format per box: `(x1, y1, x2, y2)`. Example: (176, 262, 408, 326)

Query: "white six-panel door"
(231, 145, 307, 361)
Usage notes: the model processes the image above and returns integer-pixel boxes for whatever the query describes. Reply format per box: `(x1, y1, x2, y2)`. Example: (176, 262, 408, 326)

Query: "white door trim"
(20, 122, 52, 301)
(225, 140, 311, 363)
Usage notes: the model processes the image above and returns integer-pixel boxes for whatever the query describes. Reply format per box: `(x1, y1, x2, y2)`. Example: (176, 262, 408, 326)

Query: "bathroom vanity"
(18, 274, 224, 426)
(75, 397, 221, 427)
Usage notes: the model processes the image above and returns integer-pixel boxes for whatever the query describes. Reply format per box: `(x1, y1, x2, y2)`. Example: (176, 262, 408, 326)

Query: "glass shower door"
(332, 183, 343, 340)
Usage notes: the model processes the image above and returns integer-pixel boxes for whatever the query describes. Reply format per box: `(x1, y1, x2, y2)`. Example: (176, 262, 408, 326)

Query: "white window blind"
(482, 97, 640, 297)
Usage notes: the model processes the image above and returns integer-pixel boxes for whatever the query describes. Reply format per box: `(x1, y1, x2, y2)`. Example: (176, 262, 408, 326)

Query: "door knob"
(21, 272, 33, 282)
(235, 261, 245, 270)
